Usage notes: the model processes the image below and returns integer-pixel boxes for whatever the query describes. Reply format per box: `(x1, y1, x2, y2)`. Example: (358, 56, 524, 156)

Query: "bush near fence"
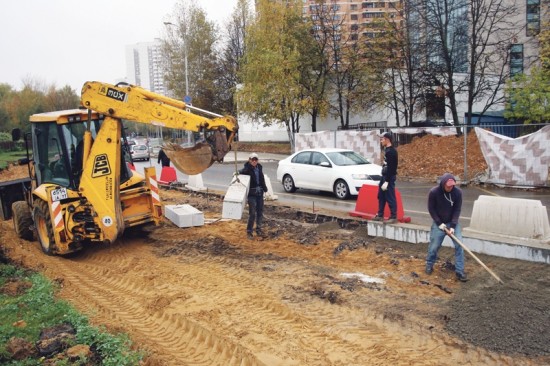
(0, 141, 25, 152)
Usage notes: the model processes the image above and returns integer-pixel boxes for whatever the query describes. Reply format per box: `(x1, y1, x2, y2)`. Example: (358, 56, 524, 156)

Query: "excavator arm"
(81, 81, 238, 175)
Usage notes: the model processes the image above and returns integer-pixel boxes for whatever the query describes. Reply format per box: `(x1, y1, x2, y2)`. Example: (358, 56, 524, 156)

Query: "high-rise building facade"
(302, 0, 403, 41)
(125, 39, 167, 95)
(301, 0, 546, 77)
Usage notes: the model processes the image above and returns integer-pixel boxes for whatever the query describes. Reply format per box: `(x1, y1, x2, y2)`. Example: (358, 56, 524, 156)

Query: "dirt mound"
(398, 130, 487, 181)
(0, 163, 28, 181)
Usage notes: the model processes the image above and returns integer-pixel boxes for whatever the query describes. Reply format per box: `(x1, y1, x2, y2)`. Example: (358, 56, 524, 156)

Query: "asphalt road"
(134, 160, 550, 228)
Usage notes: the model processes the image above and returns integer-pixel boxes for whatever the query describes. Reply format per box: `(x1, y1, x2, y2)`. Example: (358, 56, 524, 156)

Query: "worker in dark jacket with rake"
(426, 173, 467, 282)
(239, 153, 268, 239)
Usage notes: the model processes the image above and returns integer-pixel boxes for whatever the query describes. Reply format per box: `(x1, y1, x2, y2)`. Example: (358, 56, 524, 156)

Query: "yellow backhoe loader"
(7, 81, 238, 255)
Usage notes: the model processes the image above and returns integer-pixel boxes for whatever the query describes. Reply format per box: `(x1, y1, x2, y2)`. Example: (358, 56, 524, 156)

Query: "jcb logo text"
(92, 154, 111, 178)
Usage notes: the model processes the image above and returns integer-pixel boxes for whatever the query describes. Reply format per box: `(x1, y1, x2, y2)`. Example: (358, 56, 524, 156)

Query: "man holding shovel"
(426, 173, 468, 282)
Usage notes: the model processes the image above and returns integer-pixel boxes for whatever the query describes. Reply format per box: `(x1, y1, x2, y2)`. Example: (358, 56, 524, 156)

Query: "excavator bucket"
(162, 128, 233, 175)
(163, 142, 214, 175)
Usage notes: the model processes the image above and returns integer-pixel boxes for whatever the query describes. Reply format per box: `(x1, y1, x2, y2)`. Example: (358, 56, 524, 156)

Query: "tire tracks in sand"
(1, 220, 540, 366)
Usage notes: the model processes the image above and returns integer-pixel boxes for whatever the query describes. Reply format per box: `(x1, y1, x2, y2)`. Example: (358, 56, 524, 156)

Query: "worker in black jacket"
(239, 153, 268, 239)
(157, 148, 171, 167)
(373, 132, 398, 223)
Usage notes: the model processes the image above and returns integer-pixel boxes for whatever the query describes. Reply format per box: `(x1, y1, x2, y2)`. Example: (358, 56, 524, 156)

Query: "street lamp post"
(163, 21, 189, 98)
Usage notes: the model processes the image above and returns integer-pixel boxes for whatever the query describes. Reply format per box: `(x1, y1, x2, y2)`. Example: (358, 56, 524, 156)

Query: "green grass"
(0, 264, 143, 365)
(0, 151, 27, 170)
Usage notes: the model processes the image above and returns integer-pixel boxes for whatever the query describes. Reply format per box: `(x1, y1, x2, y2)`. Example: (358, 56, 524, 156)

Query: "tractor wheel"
(12, 201, 34, 241)
(33, 199, 57, 255)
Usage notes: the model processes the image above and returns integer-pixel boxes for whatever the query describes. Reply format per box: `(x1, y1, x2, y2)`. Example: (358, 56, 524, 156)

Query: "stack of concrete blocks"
(164, 204, 205, 228)
(222, 175, 250, 219)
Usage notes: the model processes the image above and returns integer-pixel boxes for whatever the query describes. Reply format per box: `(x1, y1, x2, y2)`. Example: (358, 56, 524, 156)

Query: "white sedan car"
(276, 148, 382, 200)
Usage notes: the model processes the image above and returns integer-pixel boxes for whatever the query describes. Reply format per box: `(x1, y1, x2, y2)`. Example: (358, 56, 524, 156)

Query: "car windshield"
(134, 145, 147, 151)
(326, 151, 370, 166)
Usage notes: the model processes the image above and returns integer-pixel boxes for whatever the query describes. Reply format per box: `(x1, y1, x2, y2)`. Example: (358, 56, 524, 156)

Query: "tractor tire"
(12, 201, 34, 241)
(33, 199, 57, 255)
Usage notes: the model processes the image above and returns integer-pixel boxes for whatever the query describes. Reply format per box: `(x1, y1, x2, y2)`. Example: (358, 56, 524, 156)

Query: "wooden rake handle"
(445, 228, 504, 284)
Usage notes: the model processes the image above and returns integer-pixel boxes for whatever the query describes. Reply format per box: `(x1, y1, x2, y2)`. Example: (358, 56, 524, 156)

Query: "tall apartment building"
(510, 0, 547, 76)
(302, 0, 403, 41)
(125, 39, 167, 95)
(301, 0, 546, 78)
(298, 0, 547, 126)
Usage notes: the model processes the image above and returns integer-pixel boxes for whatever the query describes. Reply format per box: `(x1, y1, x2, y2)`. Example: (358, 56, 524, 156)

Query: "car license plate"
(51, 187, 68, 201)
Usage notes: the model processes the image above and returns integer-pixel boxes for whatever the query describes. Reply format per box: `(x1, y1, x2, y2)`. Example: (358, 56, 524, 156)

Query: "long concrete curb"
(369, 222, 550, 264)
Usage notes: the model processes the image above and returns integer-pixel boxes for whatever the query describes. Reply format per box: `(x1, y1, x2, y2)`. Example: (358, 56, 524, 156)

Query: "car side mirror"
(320, 162, 331, 167)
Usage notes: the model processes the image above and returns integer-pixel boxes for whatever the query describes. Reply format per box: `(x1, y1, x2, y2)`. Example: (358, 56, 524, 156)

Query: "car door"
(307, 152, 332, 191)
(287, 151, 312, 189)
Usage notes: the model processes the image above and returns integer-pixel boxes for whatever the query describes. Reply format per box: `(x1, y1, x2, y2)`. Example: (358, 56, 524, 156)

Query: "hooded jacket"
(427, 173, 462, 228)
(239, 161, 268, 197)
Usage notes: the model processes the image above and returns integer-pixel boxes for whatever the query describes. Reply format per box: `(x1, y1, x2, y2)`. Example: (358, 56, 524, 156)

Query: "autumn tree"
(412, 0, 518, 127)
(162, 1, 222, 112)
(0, 83, 14, 131)
(2, 79, 47, 133)
(44, 85, 79, 111)
(505, 26, 550, 123)
(216, 0, 253, 116)
(306, 0, 390, 129)
(363, 3, 429, 127)
(294, 3, 330, 132)
(0, 80, 78, 134)
(237, 0, 309, 146)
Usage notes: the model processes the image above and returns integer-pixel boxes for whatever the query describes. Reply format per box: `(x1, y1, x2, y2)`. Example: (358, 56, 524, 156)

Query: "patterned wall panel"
(475, 126, 550, 187)
(295, 130, 382, 163)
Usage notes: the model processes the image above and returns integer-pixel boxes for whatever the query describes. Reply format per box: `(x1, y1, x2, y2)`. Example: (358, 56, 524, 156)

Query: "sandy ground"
(2, 188, 549, 366)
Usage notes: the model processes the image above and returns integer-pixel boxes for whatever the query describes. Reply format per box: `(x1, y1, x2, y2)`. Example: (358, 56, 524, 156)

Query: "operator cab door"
(32, 118, 132, 190)
(32, 122, 73, 188)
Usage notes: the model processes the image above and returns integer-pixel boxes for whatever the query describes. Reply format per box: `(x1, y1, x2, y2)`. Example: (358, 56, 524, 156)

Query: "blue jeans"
(377, 175, 397, 218)
(426, 222, 465, 274)
(247, 194, 264, 233)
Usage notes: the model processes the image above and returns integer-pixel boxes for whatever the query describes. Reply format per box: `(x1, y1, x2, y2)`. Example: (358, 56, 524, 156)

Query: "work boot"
(386, 217, 398, 224)
(425, 265, 433, 275)
(256, 230, 266, 238)
(372, 215, 383, 221)
(456, 272, 468, 282)
(247, 232, 254, 240)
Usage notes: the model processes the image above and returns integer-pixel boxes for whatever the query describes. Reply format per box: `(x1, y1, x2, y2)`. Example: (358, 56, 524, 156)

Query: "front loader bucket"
(163, 142, 214, 176)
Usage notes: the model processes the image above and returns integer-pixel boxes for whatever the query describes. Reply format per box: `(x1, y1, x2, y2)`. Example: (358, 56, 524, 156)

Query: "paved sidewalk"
(222, 151, 287, 163)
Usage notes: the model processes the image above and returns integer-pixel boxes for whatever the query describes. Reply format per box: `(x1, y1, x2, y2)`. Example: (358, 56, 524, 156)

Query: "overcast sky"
(0, 0, 237, 92)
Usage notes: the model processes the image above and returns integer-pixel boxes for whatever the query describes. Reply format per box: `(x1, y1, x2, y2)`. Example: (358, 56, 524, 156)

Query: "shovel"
(444, 228, 504, 284)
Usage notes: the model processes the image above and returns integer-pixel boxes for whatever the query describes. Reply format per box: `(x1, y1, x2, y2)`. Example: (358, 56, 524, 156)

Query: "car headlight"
(351, 174, 370, 180)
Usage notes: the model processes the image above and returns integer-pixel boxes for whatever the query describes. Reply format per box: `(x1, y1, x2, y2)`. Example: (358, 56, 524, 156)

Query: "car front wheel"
(334, 179, 350, 200)
(282, 174, 297, 193)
